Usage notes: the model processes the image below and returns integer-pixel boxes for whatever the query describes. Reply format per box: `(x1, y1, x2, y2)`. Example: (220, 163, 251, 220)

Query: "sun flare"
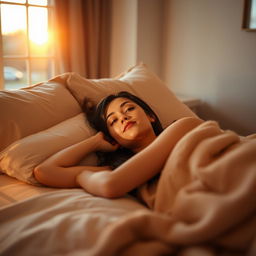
(1, 3, 49, 46)
(28, 6, 49, 45)
(29, 29, 49, 45)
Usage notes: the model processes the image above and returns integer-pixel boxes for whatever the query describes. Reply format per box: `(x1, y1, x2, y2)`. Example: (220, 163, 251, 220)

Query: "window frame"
(0, 0, 56, 90)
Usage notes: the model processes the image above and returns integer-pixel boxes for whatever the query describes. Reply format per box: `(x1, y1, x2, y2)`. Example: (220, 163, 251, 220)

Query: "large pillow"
(66, 63, 196, 128)
(0, 113, 97, 185)
(0, 75, 81, 153)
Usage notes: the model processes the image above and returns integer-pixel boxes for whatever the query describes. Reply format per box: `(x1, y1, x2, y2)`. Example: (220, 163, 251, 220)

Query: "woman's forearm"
(34, 135, 101, 187)
(42, 135, 99, 167)
(77, 117, 204, 198)
(76, 170, 113, 197)
(108, 117, 203, 195)
(34, 165, 110, 188)
(36, 117, 203, 195)
(34, 132, 118, 188)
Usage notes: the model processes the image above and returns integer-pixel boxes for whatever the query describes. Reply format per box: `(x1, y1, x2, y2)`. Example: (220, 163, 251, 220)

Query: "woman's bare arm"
(34, 133, 117, 188)
(77, 117, 204, 197)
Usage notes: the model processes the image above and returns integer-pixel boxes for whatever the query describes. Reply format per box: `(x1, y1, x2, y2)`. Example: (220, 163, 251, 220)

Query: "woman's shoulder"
(161, 117, 204, 138)
(167, 116, 203, 129)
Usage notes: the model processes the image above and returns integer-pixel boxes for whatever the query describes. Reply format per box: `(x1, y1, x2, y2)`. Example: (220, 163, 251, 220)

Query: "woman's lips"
(123, 122, 135, 132)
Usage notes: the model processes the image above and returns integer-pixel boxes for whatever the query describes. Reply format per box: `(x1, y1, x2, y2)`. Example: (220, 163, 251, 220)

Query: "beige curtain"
(53, 0, 111, 78)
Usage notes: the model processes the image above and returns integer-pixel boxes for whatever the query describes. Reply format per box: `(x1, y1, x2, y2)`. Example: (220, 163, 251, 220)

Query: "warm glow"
(29, 6, 49, 45)
(1, 4, 26, 34)
(1, 4, 49, 46)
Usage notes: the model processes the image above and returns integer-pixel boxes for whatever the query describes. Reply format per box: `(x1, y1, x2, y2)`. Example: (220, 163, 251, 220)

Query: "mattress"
(0, 174, 149, 256)
(0, 174, 58, 208)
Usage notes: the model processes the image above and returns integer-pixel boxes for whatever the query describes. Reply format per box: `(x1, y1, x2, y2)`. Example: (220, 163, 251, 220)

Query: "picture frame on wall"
(242, 0, 256, 31)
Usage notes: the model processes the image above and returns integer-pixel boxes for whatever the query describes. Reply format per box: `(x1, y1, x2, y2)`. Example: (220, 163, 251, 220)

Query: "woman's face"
(105, 97, 156, 151)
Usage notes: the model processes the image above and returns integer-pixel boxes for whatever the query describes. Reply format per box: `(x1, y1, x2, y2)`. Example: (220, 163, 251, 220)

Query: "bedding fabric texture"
(0, 113, 97, 185)
(0, 75, 81, 152)
(0, 63, 195, 184)
(65, 63, 196, 129)
(0, 121, 255, 256)
(0, 175, 58, 207)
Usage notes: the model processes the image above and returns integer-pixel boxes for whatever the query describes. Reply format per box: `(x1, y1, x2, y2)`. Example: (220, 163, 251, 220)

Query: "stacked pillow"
(0, 63, 196, 185)
(0, 114, 97, 185)
(0, 74, 81, 152)
(66, 63, 196, 129)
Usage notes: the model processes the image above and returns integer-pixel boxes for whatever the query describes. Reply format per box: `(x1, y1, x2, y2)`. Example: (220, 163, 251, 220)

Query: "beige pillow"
(66, 63, 196, 128)
(0, 75, 81, 153)
(0, 113, 97, 185)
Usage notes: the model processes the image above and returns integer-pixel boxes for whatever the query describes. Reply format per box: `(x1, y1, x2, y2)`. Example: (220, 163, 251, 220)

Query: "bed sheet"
(0, 174, 62, 208)
(0, 177, 148, 256)
(1, 121, 256, 256)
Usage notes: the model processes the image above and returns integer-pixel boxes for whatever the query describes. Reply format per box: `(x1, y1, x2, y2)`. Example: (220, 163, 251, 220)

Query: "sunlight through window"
(0, 0, 55, 90)
(29, 7, 48, 45)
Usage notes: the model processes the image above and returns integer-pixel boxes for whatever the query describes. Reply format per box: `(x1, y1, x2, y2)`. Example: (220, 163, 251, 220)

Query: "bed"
(0, 63, 255, 256)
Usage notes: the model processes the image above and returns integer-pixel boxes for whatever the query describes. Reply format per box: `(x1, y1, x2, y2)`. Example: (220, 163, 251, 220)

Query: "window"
(0, 0, 56, 90)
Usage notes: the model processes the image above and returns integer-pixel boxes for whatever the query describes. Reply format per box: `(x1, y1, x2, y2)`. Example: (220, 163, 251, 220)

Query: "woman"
(34, 91, 203, 198)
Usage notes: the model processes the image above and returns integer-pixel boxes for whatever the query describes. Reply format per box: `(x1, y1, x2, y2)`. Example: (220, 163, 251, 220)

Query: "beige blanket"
(90, 121, 256, 256)
(0, 121, 255, 256)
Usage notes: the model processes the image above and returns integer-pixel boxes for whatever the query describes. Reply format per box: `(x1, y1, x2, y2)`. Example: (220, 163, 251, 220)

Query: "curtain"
(53, 0, 111, 78)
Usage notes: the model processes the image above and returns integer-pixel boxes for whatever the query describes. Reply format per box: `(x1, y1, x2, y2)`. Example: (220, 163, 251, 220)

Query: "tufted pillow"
(65, 63, 196, 129)
(0, 75, 81, 153)
(0, 113, 97, 185)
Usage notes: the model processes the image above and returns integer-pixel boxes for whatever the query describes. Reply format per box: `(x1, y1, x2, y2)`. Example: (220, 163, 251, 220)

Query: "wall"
(136, 0, 164, 76)
(110, 0, 138, 77)
(110, 0, 163, 77)
(110, 0, 256, 135)
(162, 0, 256, 135)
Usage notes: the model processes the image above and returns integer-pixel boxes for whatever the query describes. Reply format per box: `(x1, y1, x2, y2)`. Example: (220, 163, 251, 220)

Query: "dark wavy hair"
(82, 91, 163, 169)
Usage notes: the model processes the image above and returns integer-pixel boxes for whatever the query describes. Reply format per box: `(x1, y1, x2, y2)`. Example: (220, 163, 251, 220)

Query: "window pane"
(250, 0, 256, 29)
(4, 60, 27, 90)
(31, 59, 54, 84)
(29, 7, 51, 56)
(28, 0, 48, 6)
(1, 4, 27, 56)
(1, 0, 26, 3)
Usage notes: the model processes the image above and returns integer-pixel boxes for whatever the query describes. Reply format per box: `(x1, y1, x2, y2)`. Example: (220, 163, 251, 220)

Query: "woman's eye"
(110, 119, 117, 126)
(126, 106, 135, 112)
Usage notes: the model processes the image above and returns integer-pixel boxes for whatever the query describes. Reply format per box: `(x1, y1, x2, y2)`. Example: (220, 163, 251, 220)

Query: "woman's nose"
(121, 115, 129, 123)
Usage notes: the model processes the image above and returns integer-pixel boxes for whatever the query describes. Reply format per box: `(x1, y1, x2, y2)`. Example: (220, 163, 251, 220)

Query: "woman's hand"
(94, 132, 119, 152)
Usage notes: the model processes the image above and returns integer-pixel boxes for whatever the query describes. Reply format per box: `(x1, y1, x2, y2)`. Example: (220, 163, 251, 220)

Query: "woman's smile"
(123, 121, 136, 132)
(105, 97, 157, 152)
